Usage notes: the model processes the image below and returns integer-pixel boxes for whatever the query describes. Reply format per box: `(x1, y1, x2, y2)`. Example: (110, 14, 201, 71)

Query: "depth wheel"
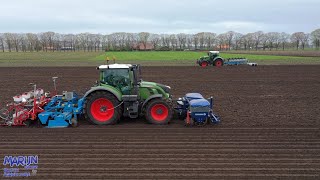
(194, 118, 208, 127)
(145, 99, 172, 125)
(71, 118, 78, 127)
(84, 91, 122, 125)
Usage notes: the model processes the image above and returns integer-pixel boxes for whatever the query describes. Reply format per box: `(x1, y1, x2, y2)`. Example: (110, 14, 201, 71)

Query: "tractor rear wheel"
(214, 59, 224, 67)
(84, 91, 122, 125)
(145, 99, 172, 125)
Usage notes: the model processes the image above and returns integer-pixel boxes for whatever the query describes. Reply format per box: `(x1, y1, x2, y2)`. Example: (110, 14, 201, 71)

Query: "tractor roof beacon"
(83, 64, 173, 125)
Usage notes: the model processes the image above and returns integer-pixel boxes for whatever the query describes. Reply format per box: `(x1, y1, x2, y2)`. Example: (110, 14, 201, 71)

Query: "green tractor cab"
(83, 64, 173, 125)
(197, 51, 224, 67)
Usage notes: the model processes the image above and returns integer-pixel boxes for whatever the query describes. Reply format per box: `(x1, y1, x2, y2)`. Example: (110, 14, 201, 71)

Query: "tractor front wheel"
(84, 91, 122, 125)
(145, 99, 172, 125)
(214, 59, 224, 67)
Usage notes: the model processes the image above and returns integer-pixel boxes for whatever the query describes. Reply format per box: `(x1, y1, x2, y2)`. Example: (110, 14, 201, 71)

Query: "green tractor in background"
(197, 51, 224, 67)
(82, 64, 173, 125)
(197, 51, 256, 67)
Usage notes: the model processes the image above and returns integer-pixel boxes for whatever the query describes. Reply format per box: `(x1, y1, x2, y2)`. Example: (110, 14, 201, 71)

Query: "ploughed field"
(0, 66, 319, 179)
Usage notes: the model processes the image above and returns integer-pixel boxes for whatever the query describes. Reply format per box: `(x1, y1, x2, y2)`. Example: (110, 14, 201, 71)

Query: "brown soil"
(0, 66, 319, 179)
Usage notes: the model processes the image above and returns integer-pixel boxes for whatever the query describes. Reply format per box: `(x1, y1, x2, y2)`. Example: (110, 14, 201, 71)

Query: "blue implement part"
(209, 112, 220, 124)
(47, 112, 71, 128)
(185, 93, 204, 101)
(39, 92, 84, 128)
(175, 93, 221, 127)
(38, 112, 52, 125)
(224, 58, 248, 66)
(189, 99, 210, 107)
(191, 112, 209, 123)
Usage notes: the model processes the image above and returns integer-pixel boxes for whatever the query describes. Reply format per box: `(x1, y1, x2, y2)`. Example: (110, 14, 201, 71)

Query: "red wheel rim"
(201, 62, 208, 67)
(90, 98, 115, 122)
(150, 104, 169, 122)
(216, 61, 222, 67)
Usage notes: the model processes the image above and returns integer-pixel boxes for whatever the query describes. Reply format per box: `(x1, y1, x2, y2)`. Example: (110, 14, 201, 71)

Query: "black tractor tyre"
(214, 59, 224, 67)
(145, 99, 173, 125)
(84, 91, 123, 125)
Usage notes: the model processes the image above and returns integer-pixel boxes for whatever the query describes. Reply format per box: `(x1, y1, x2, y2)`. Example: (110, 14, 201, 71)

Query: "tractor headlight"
(166, 86, 171, 90)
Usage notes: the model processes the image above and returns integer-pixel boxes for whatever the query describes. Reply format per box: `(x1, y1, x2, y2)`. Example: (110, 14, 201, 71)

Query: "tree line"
(0, 29, 320, 52)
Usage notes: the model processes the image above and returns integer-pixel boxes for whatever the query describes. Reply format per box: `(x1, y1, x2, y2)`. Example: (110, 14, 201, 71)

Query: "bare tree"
(260, 34, 268, 50)
(225, 31, 235, 50)
(20, 34, 28, 52)
(26, 33, 40, 52)
(205, 32, 216, 50)
(291, 32, 305, 50)
(4, 33, 13, 52)
(252, 31, 264, 50)
(192, 34, 200, 50)
(138, 32, 150, 50)
(177, 33, 187, 50)
(311, 29, 320, 50)
(301, 33, 310, 50)
(77, 33, 89, 51)
(108, 33, 117, 50)
(11, 33, 21, 52)
(65, 34, 77, 51)
(195, 32, 206, 50)
(161, 34, 170, 49)
(101, 35, 109, 51)
(242, 33, 254, 50)
(233, 32, 243, 50)
(265, 32, 279, 50)
(217, 33, 227, 51)
(280, 32, 290, 50)
(47, 32, 56, 51)
(169, 34, 177, 50)
(40, 33, 48, 52)
(150, 34, 160, 50)
(0, 34, 5, 52)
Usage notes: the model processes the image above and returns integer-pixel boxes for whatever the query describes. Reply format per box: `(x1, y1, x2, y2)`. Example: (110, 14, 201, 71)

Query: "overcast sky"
(0, 0, 319, 34)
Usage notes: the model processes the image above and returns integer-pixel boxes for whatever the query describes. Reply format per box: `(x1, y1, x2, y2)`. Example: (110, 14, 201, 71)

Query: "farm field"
(0, 66, 319, 179)
(226, 50, 320, 57)
(0, 51, 320, 67)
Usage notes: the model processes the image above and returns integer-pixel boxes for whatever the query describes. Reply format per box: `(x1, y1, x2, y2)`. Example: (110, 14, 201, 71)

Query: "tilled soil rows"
(0, 66, 319, 179)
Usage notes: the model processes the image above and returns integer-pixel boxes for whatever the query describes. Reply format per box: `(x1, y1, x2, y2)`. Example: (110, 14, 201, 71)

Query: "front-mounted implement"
(197, 51, 258, 67)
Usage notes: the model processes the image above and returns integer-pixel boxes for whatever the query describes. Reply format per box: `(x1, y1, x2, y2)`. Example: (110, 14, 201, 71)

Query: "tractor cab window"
(101, 69, 131, 94)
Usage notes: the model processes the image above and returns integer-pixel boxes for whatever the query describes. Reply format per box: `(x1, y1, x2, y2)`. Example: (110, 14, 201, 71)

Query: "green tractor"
(196, 51, 224, 67)
(82, 64, 173, 125)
